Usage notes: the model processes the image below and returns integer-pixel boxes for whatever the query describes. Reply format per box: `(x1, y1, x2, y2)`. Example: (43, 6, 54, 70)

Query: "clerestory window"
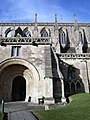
(41, 30, 48, 37)
(5, 28, 13, 37)
(59, 30, 66, 44)
(25, 31, 31, 37)
(23, 27, 31, 37)
(79, 32, 83, 44)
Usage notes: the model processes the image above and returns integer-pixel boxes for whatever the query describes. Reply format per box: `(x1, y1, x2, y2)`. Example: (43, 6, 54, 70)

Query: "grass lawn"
(0, 112, 3, 120)
(36, 93, 90, 120)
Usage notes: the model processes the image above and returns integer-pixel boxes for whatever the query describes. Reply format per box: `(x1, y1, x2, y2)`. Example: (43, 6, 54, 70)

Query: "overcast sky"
(0, 0, 90, 22)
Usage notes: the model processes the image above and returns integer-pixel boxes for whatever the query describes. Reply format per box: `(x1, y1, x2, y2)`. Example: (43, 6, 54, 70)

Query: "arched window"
(41, 30, 48, 37)
(68, 66, 75, 80)
(25, 31, 31, 37)
(79, 32, 83, 43)
(40, 27, 50, 37)
(14, 27, 25, 37)
(59, 30, 66, 44)
(5, 28, 13, 37)
(65, 81, 70, 93)
(23, 27, 31, 37)
(76, 82, 81, 93)
(71, 82, 75, 93)
(7, 31, 13, 37)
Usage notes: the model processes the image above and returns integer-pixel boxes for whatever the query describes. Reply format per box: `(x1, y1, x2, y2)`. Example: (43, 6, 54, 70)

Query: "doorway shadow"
(12, 76, 26, 101)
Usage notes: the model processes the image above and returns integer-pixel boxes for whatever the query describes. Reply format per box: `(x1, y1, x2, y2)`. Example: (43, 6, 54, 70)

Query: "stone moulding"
(0, 22, 90, 27)
(0, 58, 40, 81)
(58, 53, 90, 59)
(0, 37, 51, 45)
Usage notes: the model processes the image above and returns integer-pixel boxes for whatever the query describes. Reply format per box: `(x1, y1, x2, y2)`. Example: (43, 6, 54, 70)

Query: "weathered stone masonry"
(0, 15, 90, 104)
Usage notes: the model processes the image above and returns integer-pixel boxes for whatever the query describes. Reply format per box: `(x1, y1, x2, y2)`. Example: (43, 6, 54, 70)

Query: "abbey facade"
(0, 15, 90, 104)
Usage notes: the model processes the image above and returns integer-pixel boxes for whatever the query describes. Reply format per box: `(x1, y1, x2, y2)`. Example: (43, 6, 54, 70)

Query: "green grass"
(36, 93, 90, 120)
(0, 112, 3, 120)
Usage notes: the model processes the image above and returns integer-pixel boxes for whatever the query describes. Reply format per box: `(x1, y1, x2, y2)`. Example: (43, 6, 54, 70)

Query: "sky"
(0, 0, 90, 22)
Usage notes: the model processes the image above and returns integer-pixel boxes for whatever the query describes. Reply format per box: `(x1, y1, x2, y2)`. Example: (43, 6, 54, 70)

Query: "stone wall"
(0, 23, 90, 53)
(0, 22, 90, 103)
(0, 39, 55, 104)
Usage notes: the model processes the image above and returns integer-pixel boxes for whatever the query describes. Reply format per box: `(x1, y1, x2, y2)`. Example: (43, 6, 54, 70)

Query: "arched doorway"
(0, 58, 39, 103)
(12, 76, 26, 101)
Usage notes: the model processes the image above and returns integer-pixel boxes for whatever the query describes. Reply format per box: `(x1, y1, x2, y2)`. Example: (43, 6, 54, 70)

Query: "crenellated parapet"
(0, 37, 51, 45)
(0, 20, 90, 53)
(58, 53, 90, 59)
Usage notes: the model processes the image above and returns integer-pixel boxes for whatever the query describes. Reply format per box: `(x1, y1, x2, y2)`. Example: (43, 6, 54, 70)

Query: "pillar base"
(44, 97, 55, 104)
(25, 95, 29, 102)
(61, 97, 66, 103)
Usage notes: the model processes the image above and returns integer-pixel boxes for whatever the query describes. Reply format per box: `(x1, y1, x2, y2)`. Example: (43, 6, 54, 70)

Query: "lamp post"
(1, 100, 4, 114)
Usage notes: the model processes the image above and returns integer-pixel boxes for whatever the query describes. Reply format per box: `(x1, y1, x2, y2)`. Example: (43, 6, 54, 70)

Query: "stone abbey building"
(0, 14, 90, 104)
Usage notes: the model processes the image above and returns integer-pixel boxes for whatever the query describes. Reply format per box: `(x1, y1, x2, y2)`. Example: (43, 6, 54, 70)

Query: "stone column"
(44, 77, 55, 104)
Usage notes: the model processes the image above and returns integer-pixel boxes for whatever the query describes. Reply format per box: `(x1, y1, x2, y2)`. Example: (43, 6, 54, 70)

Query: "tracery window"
(76, 82, 81, 92)
(25, 31, 31, 37)
(79, 32, 83, 43)
(41, 30, 48, 37)
(7, 31, 13, 37)
(59, 30, 66, 44)
(23, 27, 31, 37)
(71, 82, 75, 92)
(5, 28, 13, 37)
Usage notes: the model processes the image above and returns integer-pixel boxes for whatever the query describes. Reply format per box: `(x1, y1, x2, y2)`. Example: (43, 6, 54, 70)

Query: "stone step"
(4, 101, 43, 120)
(4, 101, 44, 113)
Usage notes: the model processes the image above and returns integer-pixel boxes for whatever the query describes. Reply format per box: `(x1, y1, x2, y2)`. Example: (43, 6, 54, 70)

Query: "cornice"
(0, 22, 90, 27)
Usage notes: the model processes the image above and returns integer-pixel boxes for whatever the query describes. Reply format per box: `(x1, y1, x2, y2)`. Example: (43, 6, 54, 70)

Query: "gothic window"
(68, 66, 75, 80)
(5, 28, 13, 37)
(71, 82, 75, 93)
(65, 81, 70, 93)
(25, 31, 31, 37)
(11, 46, 21, 57)
(14, 27, 24, 37)
(76, 82, 81, 93)
(23, 27, 31, 37)
(6, 31, 13, 37)
(59, 30, 66, 44)
(41, 30, 48, 37)
(79, 32, 83, 43)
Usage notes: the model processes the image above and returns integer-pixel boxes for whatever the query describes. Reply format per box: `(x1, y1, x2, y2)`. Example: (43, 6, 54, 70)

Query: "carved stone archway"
(0, 58, 40, 103)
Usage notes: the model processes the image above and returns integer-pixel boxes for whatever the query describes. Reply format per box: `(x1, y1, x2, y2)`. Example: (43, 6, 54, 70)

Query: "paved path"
(4, 102, 44, 120)
(8, 110, 37, 120)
